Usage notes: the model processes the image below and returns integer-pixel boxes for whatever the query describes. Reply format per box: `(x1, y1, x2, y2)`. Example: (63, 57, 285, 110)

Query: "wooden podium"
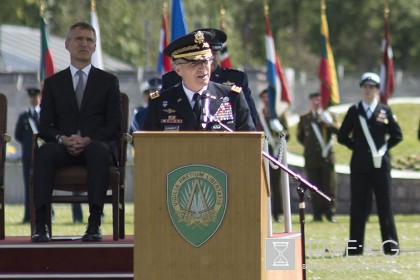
(133, 132, 301, 280)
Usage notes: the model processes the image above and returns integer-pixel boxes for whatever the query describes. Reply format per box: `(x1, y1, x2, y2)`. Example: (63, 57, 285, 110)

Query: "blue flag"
(171, 0, 188, 42)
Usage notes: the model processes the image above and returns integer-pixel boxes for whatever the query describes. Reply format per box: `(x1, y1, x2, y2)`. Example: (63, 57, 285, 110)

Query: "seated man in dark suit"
(144, 30, 255, 132)
(31, 22, 122, 242)
(161, 28, 258, 127)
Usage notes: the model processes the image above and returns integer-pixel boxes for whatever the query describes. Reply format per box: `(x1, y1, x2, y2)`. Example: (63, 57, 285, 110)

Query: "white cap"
(360, 72, 380, 87)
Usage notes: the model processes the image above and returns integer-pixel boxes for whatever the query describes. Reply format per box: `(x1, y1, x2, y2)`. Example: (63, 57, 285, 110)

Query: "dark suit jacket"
(39, 66, 122, 160)
(161, 66, 258, 127)
(297, 111, 339, 168)
(143, 81, 255, 131)
(337, 101, 402, 172)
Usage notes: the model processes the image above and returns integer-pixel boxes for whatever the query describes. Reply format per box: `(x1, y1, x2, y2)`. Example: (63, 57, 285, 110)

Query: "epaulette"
(230, 85, 242, 94)
(149, 90, 160, 100)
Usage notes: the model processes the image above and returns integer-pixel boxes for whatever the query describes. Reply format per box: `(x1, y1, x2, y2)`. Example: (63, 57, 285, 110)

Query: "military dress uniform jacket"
(143, 81, 255, 131)
(337, 101, 402, 173)
(15, 109, 39, 160)
(297, 111, 339, 169)
(161, 66, 258, 127)
(129, 106, 147, 134)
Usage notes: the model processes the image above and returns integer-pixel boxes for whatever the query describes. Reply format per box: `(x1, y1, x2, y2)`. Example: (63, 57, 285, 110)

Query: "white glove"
(321, 111, 333, 125)
(269, 119, 284, 133)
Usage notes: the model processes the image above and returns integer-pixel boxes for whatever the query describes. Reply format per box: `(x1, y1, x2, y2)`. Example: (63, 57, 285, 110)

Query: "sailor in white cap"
(337, 72, 402, 256)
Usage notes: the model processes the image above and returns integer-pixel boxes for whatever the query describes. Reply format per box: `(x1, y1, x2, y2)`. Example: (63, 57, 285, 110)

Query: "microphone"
(199, 90, 233, 132)
(200, 90, 212, 129)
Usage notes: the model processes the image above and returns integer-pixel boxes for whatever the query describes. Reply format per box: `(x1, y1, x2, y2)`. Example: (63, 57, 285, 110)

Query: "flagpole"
(384, 0, 390, 18)
(40, 0, 45, 17)
(220, 1, 226, 32)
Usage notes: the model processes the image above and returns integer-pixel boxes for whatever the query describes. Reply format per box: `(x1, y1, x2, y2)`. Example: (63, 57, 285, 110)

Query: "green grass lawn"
(4, 203, 420, 279)
(287, 103, 420, 170)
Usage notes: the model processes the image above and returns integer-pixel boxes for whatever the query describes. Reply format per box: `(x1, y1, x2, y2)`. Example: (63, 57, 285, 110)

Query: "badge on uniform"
(214, 100, 233, 122)
(161, 115, 183, 124)
(376, 109, 388, 124)
(163, 108, 177, 114)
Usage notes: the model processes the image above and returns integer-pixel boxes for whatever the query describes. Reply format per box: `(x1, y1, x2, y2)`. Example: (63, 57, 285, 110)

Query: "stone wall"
(287, 165, 420, 215)
(4, 162, 419, 214)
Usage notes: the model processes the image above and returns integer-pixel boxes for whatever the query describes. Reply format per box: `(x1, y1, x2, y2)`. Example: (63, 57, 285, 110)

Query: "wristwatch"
(56, 135, 63, 145)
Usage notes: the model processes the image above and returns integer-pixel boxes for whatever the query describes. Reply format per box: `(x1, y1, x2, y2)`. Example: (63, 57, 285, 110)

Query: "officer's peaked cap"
(164, 31, 213, 61)
(192, 28, 227, 52)
(360, 72, 380, 88)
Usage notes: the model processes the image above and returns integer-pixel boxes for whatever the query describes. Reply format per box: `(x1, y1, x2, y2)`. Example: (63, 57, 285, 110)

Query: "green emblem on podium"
(167, 165, 227, 247)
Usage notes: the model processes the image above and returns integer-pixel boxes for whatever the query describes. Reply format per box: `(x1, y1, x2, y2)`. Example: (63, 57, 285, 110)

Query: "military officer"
(259, 88, 289, 222)
(15, 88, 41, 223)
(297, 92, 339, 222)
(161, 28, 258, 127)
(143, 31, 255, 132)
(338, 72, 402, 255)
(129, 77, 162, 134)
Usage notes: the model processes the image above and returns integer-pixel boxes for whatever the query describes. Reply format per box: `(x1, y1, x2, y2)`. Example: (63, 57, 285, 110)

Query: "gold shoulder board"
(230, 85, 242, 94)
(149, 90, 160, 100)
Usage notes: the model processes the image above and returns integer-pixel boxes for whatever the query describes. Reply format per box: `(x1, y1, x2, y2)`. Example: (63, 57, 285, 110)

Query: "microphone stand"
(209, 116, 331, 280)
(262, 151, 331, 280)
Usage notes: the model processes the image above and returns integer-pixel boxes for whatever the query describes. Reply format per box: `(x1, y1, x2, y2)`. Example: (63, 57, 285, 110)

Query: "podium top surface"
(133, 131, 264, 139)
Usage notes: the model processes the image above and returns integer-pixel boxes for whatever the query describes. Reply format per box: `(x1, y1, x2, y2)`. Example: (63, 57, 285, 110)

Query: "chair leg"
(112, 178, 120, 241)
(46, 204, 52, 237)
(29, 181, 35, 237)
(0, 183, 4, 240)
(119, 184, 125, 239)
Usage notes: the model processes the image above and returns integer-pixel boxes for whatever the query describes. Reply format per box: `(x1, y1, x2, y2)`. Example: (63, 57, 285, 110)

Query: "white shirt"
(362, 99, 378, 119)
(70, 64, 92, 90)
(182, 83, 208, 108)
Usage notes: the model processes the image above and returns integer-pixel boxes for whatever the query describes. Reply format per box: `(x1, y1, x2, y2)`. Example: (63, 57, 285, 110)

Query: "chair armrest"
(30, 134, 42, 169)
(123, 133, 132, 145)
(2, 134, 11, 143)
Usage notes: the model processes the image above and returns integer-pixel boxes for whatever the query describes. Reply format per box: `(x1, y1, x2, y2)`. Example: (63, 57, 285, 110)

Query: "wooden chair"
(29, 92, 130, 240)
(0, 93, 10, 240)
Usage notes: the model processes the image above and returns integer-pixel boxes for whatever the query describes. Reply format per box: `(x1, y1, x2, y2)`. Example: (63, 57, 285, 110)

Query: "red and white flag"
(379, 15, 395, 104)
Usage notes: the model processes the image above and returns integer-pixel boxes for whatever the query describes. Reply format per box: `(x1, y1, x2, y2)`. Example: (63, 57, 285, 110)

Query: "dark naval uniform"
(143, 81, 255, 132)
(15, 108, 39, 221)
(161, 66, 258, 127)
(337, 101, 402, 255)
(129, 106, 147, 134)
(297, 111, 339, 221)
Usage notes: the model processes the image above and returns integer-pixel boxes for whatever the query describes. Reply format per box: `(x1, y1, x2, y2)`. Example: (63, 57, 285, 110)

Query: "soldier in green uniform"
(297, 92, 339, 222)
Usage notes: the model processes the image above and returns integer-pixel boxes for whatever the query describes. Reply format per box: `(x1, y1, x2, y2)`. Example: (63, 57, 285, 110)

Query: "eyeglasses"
(176, 58, 213, 68)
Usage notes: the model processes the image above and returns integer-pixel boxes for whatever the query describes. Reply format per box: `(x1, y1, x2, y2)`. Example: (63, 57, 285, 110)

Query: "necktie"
(366, 108, 372, 119)
(75, 70, 85, 109)
(192, 93, 201, 120)
(32, 109, 39, 123)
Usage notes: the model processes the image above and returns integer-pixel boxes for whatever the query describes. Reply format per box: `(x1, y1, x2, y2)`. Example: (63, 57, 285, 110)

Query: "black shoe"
(82, 223, 102, 242)
(326, 214, 337, 223)
(73, 218, 83, 224)
(313, 215, 323, 222)
(31, 224, 50, 242)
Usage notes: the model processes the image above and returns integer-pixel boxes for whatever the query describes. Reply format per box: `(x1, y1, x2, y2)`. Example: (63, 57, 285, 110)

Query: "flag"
(90, 2, 104, 69)
(379, 14, 395, 104)
(264, 13, 291, 119)
(170, 0, 188, 42)
(40, 17, 55, 86)
(219, 8, 232, 68)
(157, 11, 171, 75)
(318, 5, 339, 108)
